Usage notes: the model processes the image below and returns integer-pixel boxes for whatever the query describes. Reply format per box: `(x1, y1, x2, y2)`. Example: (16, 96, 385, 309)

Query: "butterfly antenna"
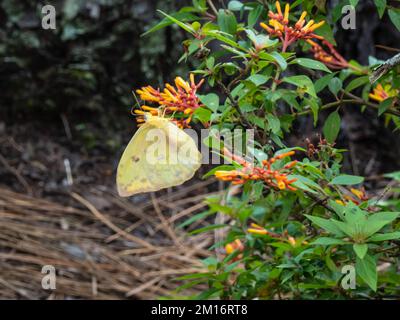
(130, 91, 142, 116)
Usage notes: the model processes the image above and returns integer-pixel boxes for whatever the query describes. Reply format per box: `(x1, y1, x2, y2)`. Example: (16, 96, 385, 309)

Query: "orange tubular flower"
(135, 74, 204, 128)
(307, 39, 349, 70)
(225, 239, 245, 255)
(215, 149, 298, 191)
(337, 187, 369, 206)
(247, 223, 269, 235)
(369, 83, 397, 103)
(260, 1, 325, 52)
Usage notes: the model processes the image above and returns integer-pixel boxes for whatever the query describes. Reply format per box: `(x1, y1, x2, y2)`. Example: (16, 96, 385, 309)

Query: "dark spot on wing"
(132, 156, 140, 163)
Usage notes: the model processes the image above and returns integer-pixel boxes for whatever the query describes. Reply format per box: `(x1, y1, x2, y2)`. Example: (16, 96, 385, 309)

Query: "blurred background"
(0, 0, 399, 299)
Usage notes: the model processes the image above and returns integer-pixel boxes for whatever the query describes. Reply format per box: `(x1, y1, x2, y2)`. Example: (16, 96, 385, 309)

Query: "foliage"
(139, 0, 400, 299)
(0, 0, 187, 113)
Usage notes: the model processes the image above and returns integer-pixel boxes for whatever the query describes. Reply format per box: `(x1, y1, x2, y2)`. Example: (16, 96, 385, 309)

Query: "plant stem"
(207, 0, 219, 16)
(343, 91, 400, 117)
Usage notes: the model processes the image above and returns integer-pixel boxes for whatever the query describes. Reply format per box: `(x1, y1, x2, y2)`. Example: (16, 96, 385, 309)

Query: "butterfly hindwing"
(116, 116, 201, 197)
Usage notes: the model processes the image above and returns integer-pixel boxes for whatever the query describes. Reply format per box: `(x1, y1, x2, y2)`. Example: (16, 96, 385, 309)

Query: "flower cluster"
(307, 39, 349, 70)
(135, 75, 204, 128)
(336, 187, 369, 206)
(215, 149, 298, 191)
(369, 83, 397, 103)
(260, 1, 325, 52)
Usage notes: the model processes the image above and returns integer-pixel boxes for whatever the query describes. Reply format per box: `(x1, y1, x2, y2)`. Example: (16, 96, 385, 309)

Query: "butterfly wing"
(116, 118, 201, 197)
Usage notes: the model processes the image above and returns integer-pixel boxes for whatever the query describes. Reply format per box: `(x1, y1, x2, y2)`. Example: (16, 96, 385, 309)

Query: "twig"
(0, 153, 31, 194)
(207, 0, 219, 16)
(370, 53, 400, 84)
(71, 192, 155, 249)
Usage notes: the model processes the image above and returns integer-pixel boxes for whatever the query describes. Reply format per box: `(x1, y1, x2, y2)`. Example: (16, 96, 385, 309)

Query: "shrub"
(140, 0, 400, 299)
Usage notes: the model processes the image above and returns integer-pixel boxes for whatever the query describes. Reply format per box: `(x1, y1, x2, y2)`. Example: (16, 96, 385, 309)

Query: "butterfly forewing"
(116, 117, 201, 197)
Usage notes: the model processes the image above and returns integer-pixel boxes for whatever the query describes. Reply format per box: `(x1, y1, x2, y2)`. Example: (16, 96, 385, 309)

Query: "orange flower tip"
(225, 243, 234, 254)
(283, 3, 290, 22)
(276, 150, 295, 159)
(277, 181, 286, 190)
(275, 1, 282, 16)
(175, 76, 191, 92)
(232, 180, 244, 185)
(299, 11, 307, 22)
(190, 73, 195, 86)
(350, 188, 364, 200)
(309, 20, 325, 32)
(288, 236, 296, 246)
(250, 223, 263, 229)
(134, 110, 145, 114)
(302, 19, 314, 31)
(335, 200, 345, 206)
(306, 39, 317, 46)
(215, 171, 233, 178)
(184, 108, 193, 115)
(247, 228, 268, 235)
(141, 105, 157, 111)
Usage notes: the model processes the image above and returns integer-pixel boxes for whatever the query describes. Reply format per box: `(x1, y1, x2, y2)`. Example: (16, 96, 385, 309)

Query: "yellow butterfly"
(116, 114, 202, 197)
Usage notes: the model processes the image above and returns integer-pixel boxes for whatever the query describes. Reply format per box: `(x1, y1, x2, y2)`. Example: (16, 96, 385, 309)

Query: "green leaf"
(388, 9, 400, 32)
(194, 107, 212, 122)
(143, 12, 199, 35)
(353, 243, 368, 259)
(203, 30, 245, 50)
(328, 77, 343, 96)
(344, 76, 369, 92)
(378, 97, 394, 116)
(349, 0, 359, 7)
(283, 75, 316, 98)
(266, 114, 280, 133)
(304, 215, 345, 237)
(363, 212, 400, 238)
(384, 171, 400, 181)
(259, 51, 287, 70)
(323, 111, 341, 143)
(374, 0, 387, 18)
(189, 224, 228, 235)
(248, 5, 264, 27)
(295, 58, 332, 73)
(315, 73, 337, 93)
(198, 93, 219, 112)
(246, 30, 278, 49)
(368, 231, 400, 242)
(356, 254, 377, 291)
(178, 210, 215, 228)
(329, 174, 364, 185)
(247, 74, 268, 86)
(157, 10, 196, 35)
(270, 52, 287, 70)
(228, 1, 244, 11)
(218, 9, 238, 36)
(288, 174, 324, 193)
(331, 220, 355, 237)
(311, 237, 349, 245)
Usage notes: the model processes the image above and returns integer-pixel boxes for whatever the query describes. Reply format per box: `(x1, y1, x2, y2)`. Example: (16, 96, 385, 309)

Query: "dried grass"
(0, 181, 219, 299)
